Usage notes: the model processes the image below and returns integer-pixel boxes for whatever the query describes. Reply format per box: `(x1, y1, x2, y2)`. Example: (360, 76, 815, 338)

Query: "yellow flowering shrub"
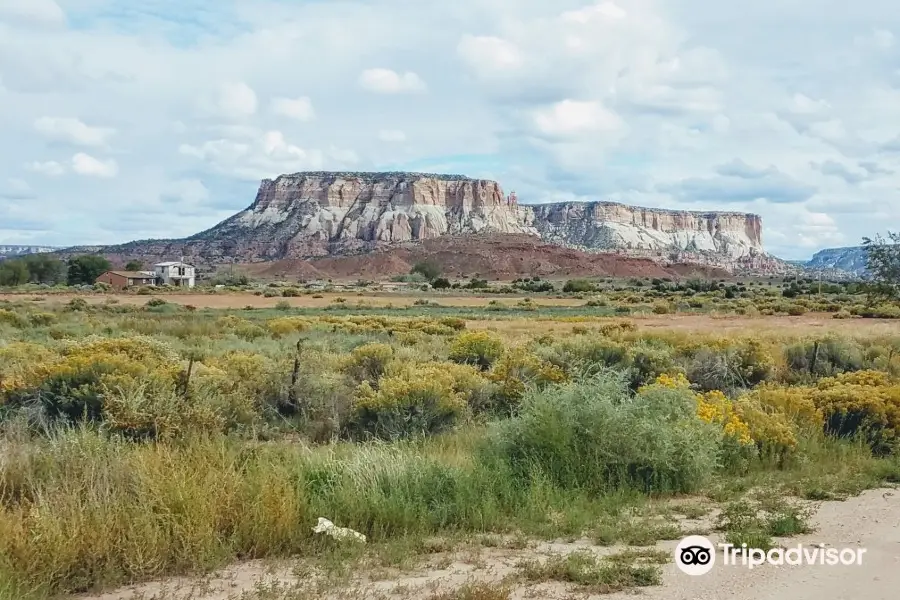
(317, 315, 464, 336)
(641, 374, 754, 446)
(734, 339, 776, 385)
(734, 400, 799, 457)
(266, 316, 312, 337)
(488, 347, 568, 413)
(350, 362, 470, 438)
(809, 370, 900, 454)
(697, 390, 753, 446)
(0, 342, 55, 397)
(448, 331, 505, 370)
(343, 343, 394, 383)
(0, 309, 27, 328)
(742, 384, 823, 430)
(2, 336, 183, 423)
(641, 372, 690, 391)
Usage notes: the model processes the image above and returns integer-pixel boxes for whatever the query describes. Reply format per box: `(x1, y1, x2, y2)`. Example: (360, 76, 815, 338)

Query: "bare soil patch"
(240, 234, 731, 281)
(76, 489, 900, 600)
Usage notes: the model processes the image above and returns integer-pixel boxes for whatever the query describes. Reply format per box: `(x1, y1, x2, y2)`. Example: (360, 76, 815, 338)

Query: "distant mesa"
(0, 245, 61, 259)
(66, 170, 790, 275)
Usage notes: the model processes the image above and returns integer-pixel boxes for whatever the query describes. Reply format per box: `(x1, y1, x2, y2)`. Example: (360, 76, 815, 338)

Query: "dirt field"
(6, 292, 900, 336)
(78, 488, 900, 600)
(0, 292, 589, 309)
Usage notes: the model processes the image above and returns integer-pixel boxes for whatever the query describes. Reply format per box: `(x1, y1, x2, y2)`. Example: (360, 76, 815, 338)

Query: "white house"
(153, 261, 196, 288)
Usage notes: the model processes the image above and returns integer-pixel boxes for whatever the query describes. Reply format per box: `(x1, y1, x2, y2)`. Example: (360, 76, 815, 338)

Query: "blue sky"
(1, 0, 899, 259)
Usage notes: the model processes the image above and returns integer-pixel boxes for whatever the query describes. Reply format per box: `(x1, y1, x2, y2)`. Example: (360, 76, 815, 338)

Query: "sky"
(1, 0, 899, 260)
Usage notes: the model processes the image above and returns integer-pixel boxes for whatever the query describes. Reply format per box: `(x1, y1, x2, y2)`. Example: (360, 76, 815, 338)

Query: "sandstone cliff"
(87, 171, 781, 273)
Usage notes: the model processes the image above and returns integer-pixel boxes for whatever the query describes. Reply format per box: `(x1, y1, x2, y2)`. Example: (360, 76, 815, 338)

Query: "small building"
(95, 270, 158, 291)
(154, 261, 196, 288)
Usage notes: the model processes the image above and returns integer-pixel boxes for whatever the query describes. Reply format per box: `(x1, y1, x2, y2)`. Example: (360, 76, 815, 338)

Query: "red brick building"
(95, 270, 158, 291)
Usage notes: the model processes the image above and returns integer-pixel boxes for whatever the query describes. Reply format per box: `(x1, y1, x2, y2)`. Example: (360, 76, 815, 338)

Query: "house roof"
(154, 261, 193, 267)
(103, 271, 157, 278)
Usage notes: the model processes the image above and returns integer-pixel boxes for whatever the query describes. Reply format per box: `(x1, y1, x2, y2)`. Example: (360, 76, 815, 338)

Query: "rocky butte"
(96, 171, 782, 273)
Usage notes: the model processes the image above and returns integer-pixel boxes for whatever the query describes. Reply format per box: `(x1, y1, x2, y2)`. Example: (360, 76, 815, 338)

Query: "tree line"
(0, 255, 122, 287)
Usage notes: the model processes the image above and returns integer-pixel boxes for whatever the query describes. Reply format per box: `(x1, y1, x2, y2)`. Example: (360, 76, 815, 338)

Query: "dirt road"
(609, 488, 900, 600)
(78, 488, 899, 600)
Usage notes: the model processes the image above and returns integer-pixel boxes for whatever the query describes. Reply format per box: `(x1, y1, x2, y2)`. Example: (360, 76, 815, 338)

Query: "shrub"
(651, 303, 671, 315)
(742, 384, 823, 430)
(852, 304, 900, 319)
(784, 337, 864, 379)
(685, 347, 743, 393)
(274, 300, 292, 311)
(345, 343, 394, 384)
(432, 277, 452, 289)
(786, 304, 807, 316)
(487, 347, 567, 414)
(411, 260, 442, 281)
(266, 316, 312, 337)
(628, 341, 677, 389)
(349, 363, 469, 439)
(448, 331, 504, 370)
(734, 339, 776, 386)
(734, 400, 799, 459)
(563, 279, 597, 293)
(145, 298, 167, 307)
(66, 297, 89, 312)
(810, 370, 900, 454)
(540, 337, 629, 374)
(483, 372, 722, 494)
(3, 336, 182, 424)
(281, 288, 301, 297)
(0, 309, 27, 328)
(439, 317, 466, 331)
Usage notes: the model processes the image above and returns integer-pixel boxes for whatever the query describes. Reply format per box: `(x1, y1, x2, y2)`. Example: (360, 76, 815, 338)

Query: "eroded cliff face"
(97, 171, 777, 272)
(528, 202, 763, 261)
(189, 172, 535, 259)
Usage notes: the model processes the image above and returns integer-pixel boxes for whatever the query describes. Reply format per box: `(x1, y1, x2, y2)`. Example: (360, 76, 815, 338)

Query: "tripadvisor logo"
(675, 535, 867, 575)
(675, 535, 716, 576)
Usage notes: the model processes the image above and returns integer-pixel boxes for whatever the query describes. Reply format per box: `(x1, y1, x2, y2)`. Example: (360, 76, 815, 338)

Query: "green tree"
(125, 260, 144, 271)
(863, 232, 900, 301)
(410, 260, 441, 282)
(66, 255, 111, 286)
(23, 254, 64, 284)
(0, 259, 29, 286)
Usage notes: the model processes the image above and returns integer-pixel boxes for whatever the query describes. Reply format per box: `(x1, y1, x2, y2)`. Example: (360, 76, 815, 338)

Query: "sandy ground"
(77, 488, 900, 600)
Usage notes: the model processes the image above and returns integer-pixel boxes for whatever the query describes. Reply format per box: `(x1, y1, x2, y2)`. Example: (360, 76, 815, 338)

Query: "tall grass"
(0, 422, 642, 597)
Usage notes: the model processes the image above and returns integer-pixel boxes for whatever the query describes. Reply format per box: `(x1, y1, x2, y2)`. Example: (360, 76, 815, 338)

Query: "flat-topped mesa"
(526, 201, 763, 261)
(191, 171, 532, 258)
(110, 171, 775, 271)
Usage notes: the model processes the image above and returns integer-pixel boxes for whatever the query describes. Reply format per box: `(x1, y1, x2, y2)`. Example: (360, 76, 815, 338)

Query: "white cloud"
(271, 96, 315, 121)
(457, 36, 523, 77)
(179, 129, 356, 180)
(214, 82, 258, 119)
(34, 117, 114, 147)
(378, 129, 406, 142)
(163, 179, 210, 204)
(0, 0, 65, 26)
(532, 100, 625, 138)
(358, 68, 427, 94)
(71, 153, 118, 178)
(0, 177, 35, 199)
(1, 0, 899, 255)
(27, 160, 65, 176)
